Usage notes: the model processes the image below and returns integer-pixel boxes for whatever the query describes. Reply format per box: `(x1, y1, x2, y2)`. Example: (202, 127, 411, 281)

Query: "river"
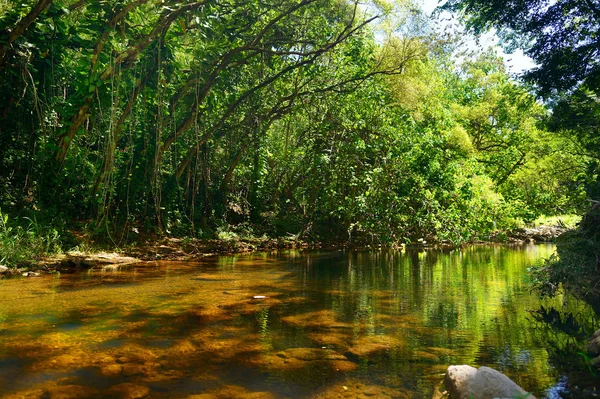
(0, 244, 597, 398)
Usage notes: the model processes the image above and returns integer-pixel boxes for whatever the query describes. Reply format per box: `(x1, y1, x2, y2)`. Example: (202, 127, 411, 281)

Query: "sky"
(419, 0, 537, 74)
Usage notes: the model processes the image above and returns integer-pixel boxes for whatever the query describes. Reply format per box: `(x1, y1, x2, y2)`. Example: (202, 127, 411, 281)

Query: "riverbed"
(0, 244, 597, 398)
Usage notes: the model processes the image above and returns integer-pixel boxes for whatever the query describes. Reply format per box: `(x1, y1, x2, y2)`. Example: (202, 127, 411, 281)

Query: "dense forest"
(0, 1, 598, 303)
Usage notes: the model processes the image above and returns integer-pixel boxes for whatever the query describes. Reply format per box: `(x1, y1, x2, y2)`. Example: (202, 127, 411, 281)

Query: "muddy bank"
(123, 236, 313, 260)
(0, 252, 142, 277)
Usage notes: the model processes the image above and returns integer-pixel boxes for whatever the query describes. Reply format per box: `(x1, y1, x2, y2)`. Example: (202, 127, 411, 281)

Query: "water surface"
(0, 244, 597, 398)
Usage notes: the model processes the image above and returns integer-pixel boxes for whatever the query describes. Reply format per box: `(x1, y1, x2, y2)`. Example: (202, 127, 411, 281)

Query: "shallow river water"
(0, 244, 598, 398)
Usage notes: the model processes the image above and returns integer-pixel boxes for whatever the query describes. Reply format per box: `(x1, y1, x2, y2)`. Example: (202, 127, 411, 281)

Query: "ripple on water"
(0, 246, 598, 398)
(57, 322, 85, 331)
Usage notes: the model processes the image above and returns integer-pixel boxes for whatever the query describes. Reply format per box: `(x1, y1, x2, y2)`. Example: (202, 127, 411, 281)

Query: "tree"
(442, 0, 600, 306)
(0, 0, 587, 251)
(0, 0, 409, 236)
(441, 0, 600, 96)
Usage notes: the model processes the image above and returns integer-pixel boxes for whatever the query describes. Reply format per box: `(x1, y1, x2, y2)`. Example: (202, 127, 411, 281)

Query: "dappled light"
(0, 246, 597, 398)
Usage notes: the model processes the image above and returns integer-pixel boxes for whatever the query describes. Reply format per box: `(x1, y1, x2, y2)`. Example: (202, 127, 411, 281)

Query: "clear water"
(0, 244, 597, 398)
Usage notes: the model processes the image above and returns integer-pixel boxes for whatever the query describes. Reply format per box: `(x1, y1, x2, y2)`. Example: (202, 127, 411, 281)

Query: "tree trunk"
(0, 0, 54, 68)
(55, 1, 207, 165)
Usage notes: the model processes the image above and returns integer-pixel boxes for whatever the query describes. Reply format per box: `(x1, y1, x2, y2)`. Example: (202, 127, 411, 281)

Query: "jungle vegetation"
(0, 0, 592, 267)
(443, 0, 600, 309)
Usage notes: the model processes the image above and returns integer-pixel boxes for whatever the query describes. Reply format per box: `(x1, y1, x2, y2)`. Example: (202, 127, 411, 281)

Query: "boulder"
(0, 265, 9, 273)
(444, 365, 477, 398)
(587, 328, 600, 356)
(587, 328, 600, 368)
(156, 245, 177, 254)
(444, 365, 536, 399)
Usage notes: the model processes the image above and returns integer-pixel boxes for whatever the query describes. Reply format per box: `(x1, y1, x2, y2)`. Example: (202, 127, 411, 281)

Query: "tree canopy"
(442, 0, 600, 307)
(0, 0, 590, 254)
(442, 0, 600, 95)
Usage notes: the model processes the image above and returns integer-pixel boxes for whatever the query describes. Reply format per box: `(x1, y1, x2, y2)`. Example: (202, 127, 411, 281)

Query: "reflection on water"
(0, 244, 597, 398)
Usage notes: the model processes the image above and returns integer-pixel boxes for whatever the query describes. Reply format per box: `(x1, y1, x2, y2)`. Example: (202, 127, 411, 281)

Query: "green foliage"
(577, 351, 599, 377)
(442, 0, 600, 96)
(0, 209, 62, 267)
(547, 88, 600, 201)
(444, 0, 600, 308)
(531, 204, 600, 308)
(0, 0, 588, 249)
(530, 214, 581, 229)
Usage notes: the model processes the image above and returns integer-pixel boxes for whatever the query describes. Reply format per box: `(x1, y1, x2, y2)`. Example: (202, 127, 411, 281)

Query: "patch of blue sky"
(419, 0, 537, 74)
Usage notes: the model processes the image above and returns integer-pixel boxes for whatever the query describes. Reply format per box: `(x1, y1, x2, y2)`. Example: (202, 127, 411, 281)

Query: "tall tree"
(443, 0, 600, 305)
(442, 0, 600, 95)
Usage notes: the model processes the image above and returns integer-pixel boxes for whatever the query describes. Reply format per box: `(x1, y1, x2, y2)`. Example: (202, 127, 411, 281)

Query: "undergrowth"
(0, 209, 63, 268)
(529, 214, 582, 229)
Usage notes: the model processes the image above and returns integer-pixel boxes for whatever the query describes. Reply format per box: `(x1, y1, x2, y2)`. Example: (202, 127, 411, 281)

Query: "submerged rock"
(100, 363, 123, 376)
(3, 388, 49, 399)
(47, 385, 100, 399)
(444, 365, 536, 399)
(107, 383, 149, 399)
(187, 384, 277, 399)
(313, 380, 412, 399)
(346, 335, 403, 359)
(277, 347, 346, 361)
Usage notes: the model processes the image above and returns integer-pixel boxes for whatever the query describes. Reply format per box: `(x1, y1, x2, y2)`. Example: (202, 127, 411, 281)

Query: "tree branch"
(0, 0, 54, 68)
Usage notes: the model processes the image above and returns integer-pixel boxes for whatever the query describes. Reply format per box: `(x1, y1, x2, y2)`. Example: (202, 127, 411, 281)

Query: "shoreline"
(0, 225, 567, 278)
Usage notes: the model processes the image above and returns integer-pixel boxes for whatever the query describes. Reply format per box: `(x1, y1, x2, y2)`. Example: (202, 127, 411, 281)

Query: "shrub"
(531, 203, 600, 310)
(0, 209, 62, 268)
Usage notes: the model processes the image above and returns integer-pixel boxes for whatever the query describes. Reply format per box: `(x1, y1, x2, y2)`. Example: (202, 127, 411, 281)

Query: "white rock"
(445, 365, 535, 399)
(444, 365, 477, 399)
(0, 265, 9, 273)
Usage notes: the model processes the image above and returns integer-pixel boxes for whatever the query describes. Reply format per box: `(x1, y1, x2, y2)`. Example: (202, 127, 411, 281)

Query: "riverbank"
(0, 235, 314, 276)
(0, 223, 569, 277)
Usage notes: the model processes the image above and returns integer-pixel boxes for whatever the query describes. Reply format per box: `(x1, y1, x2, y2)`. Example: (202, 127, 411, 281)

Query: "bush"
(0, 209, 62, 268)
(531, 203, 600, 310)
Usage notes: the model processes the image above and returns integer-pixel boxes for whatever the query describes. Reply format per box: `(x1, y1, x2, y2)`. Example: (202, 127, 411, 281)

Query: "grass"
(529, 214, 582, 229)
(0, 209, 63, 268)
